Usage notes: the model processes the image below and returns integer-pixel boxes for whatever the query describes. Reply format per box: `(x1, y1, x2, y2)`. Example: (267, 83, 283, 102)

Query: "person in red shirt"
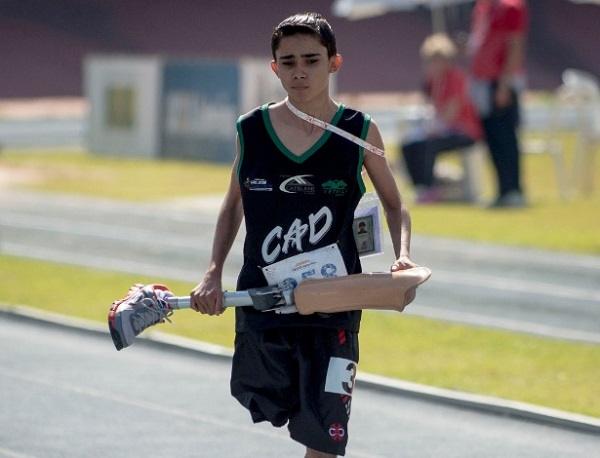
(401, 33, 483, 204)
(468, 0, 529, 208)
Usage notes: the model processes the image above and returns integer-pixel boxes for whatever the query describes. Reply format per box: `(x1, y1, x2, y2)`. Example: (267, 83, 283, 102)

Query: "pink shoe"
(415, 187, 444, 204)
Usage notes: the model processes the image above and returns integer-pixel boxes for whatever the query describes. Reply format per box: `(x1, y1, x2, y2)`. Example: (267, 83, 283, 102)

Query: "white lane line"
(403, 305, 600, 345)
(3, 192, 600, 271)
(0, 448, 37, 458)
(0, 213, 211, 249)
(1, 369, 379, 458)
(1, 242, 240, 288)
(0, 191, 224, 221)
(1, 368, 285, 440)
(410, 236, 600, 271)
(0, 213, 246, 252)
(431, 269, 600, 303)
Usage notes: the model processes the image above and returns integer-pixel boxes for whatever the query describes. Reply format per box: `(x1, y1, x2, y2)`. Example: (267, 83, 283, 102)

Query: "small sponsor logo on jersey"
(279, 174, 316, 194)
(322, 179, 348, 196)
(245, 177, 273, 191)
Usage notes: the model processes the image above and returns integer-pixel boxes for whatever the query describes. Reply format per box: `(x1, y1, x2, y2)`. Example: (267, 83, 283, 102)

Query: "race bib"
(261, 243, 348, 288)
(325, 356, 358, 396)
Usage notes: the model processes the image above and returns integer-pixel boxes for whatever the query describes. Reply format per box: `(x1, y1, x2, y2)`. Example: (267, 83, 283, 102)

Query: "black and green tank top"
(235, 102, 371, 332)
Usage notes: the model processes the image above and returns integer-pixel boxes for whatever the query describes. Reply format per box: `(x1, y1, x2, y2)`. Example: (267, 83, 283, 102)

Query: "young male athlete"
(190, 12, 418, 457)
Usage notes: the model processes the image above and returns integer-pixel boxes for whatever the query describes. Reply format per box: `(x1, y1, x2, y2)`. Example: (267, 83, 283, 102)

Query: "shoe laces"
(130, 297, 173, 334)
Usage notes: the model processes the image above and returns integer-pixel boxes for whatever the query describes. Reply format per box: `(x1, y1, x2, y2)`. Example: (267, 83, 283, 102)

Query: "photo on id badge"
(353, 215, 375, 256)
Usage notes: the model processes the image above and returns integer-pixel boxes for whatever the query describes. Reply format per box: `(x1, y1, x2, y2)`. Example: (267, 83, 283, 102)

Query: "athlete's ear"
(271, 60, 279, 77)
(329, 54, 343, 73)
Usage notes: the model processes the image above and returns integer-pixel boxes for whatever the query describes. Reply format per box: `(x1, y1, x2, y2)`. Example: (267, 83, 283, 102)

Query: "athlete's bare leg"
(305, 448, 336, 458)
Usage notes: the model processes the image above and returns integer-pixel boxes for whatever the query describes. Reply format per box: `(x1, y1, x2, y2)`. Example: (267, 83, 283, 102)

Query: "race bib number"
(324, 357, 358, 396)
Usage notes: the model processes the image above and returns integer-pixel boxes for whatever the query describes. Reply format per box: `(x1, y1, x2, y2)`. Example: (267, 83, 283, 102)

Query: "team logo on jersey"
(279, 174, 316, 194)
(245, 177, 273, 191)
(322, 179, 348, 196)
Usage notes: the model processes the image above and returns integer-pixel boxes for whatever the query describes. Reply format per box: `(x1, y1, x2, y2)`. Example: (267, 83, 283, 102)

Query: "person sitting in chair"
(401, 33, 483, 204)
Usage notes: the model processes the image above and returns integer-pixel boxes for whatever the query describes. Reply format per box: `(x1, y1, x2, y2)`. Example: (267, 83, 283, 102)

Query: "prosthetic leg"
(109, 267, 431, 350)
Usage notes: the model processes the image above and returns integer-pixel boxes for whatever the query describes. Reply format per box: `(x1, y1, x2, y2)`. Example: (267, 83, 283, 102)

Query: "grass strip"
(1, 255, 598, 418)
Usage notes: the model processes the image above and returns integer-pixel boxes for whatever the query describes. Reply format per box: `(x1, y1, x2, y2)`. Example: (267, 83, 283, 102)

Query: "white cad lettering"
(308, 206, 332, 245)
(261, 206, 333, 264)
(262, 226, 283, 264)
(282, 218, 308, 255)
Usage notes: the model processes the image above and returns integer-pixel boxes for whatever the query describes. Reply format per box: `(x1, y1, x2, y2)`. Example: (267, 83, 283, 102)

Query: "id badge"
(353, 192, 383, 258)
(261, 243, 348, 288)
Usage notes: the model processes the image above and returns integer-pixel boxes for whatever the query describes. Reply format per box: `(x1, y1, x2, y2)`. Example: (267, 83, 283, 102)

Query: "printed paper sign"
(261, 243, 347, 287)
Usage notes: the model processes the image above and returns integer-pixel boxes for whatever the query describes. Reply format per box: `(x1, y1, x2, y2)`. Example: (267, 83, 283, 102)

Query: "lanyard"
(285, 97, 386, 158)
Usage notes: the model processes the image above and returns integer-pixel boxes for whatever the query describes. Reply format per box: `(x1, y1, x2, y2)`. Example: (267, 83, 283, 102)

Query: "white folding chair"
(523, 69, 600, 199)
(562, 69, 600, 196)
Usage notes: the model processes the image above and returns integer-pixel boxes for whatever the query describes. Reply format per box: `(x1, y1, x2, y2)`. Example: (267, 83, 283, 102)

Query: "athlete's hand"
(190, 273, 225, 316)
(391, 255, 418, 272)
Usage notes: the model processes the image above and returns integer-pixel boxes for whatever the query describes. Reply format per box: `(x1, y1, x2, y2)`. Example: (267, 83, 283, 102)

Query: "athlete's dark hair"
(271, 12, 337, 59)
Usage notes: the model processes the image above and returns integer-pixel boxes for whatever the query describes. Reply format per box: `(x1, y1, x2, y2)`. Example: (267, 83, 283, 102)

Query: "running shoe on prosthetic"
(108, 283, 174, 351)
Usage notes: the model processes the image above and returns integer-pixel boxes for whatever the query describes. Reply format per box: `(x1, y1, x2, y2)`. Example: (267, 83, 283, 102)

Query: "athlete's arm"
(191, 136, 244, 315)
(363, 120, 417, 271)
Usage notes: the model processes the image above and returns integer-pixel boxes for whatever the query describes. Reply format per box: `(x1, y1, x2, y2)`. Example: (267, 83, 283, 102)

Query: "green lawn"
(0, 149, 231, 200)
(1, 255, 598, 418)
(1, 145, 599, 419)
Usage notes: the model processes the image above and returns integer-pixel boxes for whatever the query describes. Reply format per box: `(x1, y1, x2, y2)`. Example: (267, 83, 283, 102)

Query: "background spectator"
(402, 33, 483, 204)
(468, 0, 529, 208)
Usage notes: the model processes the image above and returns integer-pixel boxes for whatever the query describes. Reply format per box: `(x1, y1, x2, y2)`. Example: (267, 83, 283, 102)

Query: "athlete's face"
(271, 34, 342, 103)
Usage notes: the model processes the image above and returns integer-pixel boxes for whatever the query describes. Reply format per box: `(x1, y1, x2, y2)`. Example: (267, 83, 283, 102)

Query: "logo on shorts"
(341, 394, 352, 416)
(329, 423, 345, 441)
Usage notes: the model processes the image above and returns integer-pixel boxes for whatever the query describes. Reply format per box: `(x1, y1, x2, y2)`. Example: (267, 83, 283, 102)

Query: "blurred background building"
(0, 0, 599, 98)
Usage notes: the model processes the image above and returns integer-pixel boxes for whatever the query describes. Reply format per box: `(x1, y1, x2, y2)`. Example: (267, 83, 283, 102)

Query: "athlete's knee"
(305, 447, 337, 458)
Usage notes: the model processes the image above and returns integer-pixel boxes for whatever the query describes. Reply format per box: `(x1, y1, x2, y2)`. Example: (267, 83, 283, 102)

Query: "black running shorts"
(230, 327, 359, 456)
